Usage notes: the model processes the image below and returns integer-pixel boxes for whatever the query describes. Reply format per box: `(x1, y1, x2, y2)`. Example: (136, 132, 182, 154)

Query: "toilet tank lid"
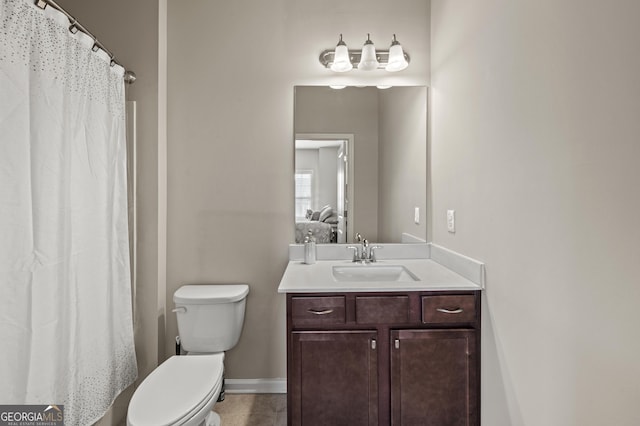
(174, 284, 249, 305)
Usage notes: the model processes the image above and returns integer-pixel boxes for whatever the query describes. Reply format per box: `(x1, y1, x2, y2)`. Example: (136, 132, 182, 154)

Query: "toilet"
(127, 284, 249, 426)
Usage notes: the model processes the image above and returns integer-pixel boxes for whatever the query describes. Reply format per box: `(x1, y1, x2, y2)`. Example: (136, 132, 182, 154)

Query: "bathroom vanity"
(278, 248, 483, 426)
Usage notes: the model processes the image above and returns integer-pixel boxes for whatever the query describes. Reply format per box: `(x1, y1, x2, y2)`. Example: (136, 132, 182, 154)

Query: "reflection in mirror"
(295, 135, 354, 244)
(294, 86, 427, 244)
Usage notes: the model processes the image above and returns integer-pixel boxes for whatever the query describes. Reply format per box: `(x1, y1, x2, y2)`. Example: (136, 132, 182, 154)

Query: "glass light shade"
(331, 40, 353, 72)
(386, 41, 408, 72)
(358, 35, 379, 71)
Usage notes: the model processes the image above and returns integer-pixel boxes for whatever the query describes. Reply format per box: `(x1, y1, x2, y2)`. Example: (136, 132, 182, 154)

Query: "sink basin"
(332, 264, 419, 282)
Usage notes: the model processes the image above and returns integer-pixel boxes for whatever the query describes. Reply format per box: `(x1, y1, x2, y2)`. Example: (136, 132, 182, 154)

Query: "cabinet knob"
(394, 339, 400, 349)
(371, 339, 376, 350)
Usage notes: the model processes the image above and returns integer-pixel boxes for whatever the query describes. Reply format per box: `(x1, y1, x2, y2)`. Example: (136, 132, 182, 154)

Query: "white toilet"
(127, 284, 250, 426)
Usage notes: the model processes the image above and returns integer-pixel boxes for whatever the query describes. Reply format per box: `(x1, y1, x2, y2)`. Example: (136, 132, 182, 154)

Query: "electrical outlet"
(447, 210, 455, 233)
(414, 207, 420, 224)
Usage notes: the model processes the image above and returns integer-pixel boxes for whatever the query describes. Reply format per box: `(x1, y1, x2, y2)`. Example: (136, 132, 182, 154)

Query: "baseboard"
(225, 378, 287, 394)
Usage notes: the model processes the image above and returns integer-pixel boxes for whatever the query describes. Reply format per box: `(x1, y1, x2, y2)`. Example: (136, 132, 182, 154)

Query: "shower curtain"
(0, 0, 137, 424)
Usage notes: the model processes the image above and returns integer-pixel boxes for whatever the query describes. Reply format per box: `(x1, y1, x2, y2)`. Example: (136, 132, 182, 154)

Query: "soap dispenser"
(303, 230, 316, 265)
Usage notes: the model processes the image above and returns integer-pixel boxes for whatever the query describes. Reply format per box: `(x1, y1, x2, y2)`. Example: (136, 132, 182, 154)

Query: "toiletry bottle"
(303, 230, 316, 264)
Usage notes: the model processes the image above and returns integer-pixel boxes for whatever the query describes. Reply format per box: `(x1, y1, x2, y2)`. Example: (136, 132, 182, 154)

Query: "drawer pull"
(436, 307, 463, 314)
(307, 308, 334, 315)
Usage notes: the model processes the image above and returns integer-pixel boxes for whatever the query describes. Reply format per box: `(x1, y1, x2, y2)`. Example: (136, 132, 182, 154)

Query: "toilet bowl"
(127, 354, 224, 426)
(127, 284, 249, 426)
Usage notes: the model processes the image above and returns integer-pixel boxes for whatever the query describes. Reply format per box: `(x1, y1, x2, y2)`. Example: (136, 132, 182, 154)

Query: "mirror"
(294, 86, 427, 244)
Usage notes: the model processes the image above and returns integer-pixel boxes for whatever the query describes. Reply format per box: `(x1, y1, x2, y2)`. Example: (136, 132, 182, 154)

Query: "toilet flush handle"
(172, 306, 187, 314)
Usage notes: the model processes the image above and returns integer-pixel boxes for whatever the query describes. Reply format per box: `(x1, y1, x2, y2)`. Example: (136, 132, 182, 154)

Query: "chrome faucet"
(347, 233, 382, 263)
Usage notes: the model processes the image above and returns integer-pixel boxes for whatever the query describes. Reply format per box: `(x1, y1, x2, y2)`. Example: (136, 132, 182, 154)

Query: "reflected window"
(295, 170, 313, 220)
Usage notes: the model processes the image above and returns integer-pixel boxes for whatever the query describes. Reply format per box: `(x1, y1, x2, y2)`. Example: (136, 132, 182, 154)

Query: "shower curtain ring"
(68, 20, 78, 34)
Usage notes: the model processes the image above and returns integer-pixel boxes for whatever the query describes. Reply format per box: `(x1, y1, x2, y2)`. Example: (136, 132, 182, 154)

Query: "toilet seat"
(127, 353, 224, 426)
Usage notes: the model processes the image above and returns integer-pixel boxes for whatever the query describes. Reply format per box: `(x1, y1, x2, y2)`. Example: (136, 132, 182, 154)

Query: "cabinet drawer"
(422, 295, 476, 324)
(356, 296, 409, 324)
(292, 296, 346, 326)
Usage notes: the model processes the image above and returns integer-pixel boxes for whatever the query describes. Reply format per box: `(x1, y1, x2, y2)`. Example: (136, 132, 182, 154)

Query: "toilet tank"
(173, 284, 249, 353)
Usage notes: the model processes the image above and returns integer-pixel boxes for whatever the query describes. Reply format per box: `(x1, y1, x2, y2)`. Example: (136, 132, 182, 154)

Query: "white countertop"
(277, 258, 482, 293)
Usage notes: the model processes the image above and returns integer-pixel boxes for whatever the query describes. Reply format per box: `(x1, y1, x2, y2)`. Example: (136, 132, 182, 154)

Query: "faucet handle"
(346, 245, 359, 262)
(369, 245, 383, 262)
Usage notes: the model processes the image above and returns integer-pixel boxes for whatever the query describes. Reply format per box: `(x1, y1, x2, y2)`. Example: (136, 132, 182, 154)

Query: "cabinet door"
(290, 331, 378, 426)
(390, 329, 478, 426)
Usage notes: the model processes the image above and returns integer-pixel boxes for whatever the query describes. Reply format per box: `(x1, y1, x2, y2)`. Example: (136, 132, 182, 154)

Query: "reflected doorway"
(295, 134, 354, 244)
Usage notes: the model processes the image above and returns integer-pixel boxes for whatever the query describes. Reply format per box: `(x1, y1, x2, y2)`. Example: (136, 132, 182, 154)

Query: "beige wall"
(431, 1, 640, 425)
(166, 0, 430, 379)
(378, 86, 428, 242)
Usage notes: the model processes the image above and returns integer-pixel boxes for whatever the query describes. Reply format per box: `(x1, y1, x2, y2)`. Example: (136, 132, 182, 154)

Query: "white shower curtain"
(0, 0, 137, 424)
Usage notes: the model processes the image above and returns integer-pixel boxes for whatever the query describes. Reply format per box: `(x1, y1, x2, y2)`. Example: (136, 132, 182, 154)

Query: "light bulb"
(385, 34, 409, 72)
(331, 34, 353, 72)
(358, 34, 379, 71)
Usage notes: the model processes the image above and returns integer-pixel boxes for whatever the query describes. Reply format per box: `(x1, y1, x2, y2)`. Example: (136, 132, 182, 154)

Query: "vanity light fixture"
(385, 34, 409, 72)
(320, 34, 410, 72)
(330, 34, 353, 72)
(357, 34, 379, 71)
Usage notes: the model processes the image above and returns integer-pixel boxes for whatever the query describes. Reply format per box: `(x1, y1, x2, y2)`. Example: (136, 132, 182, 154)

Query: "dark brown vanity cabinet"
(286, 291, 480, 426)
(390, 329, 478, 425)
(290, 331, 379, 425)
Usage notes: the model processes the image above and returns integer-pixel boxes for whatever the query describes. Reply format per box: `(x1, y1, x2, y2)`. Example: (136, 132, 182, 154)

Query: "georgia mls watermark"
(0, 405, 64, 426)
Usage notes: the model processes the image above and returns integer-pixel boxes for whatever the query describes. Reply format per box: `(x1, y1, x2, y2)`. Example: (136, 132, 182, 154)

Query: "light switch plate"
(447, 210, 455, 233)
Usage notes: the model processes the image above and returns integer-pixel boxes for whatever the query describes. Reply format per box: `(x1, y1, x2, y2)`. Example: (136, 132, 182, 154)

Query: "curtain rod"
(34, 0, 136, 84)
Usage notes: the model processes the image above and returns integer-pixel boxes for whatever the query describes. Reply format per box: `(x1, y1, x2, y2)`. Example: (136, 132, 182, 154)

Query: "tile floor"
(215, 393, 287, 426)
